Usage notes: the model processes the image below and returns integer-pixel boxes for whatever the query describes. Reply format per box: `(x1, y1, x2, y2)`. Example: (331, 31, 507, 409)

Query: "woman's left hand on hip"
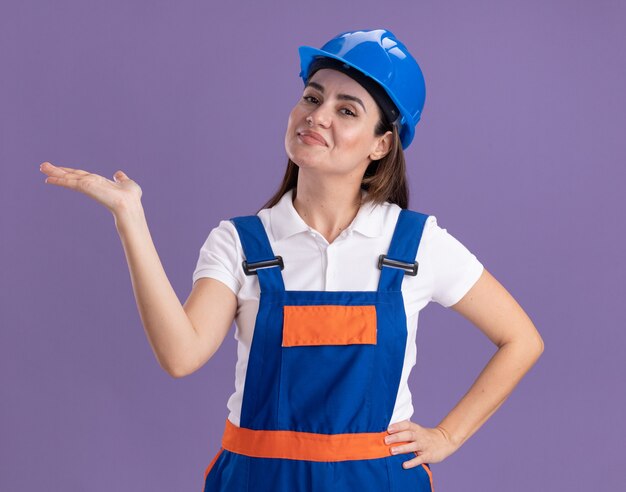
(384, 419, 459, 468)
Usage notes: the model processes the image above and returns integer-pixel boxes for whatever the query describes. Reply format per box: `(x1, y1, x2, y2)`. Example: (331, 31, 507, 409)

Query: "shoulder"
(380, 203, 439, 239)
(204, 218, 242, 249)
(411, 212, 484, 307)
(216, 210, 272, 247)
(192, 219, 245, 294)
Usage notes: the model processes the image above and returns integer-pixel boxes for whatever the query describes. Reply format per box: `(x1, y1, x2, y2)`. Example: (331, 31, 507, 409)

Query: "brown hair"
(257, 111, 410, 213)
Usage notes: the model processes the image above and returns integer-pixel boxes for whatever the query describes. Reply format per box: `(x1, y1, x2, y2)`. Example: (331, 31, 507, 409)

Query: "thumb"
(113, 170, 128, 182)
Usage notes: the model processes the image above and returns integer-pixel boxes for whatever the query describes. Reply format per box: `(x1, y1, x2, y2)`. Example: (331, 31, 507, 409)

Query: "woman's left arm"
(385, 267, 545, 468)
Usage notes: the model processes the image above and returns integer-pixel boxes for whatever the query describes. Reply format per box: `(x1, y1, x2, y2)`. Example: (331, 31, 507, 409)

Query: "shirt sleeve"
(192, 220, 242, 296)
(425, 215, 484, 308)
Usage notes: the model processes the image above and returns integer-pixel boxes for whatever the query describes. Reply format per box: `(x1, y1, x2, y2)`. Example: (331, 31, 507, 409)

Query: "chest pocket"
(282, 304, 377, 346)
(277, 303, 379, 434)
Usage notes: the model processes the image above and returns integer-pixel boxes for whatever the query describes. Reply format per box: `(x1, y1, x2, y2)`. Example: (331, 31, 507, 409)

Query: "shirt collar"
(269, 188, 385, 241)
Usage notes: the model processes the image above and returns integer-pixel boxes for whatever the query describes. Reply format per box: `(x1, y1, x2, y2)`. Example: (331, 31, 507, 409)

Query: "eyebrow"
(305, 81, 367, 113)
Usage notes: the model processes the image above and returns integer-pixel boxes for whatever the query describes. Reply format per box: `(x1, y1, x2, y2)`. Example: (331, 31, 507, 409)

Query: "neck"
(292, 173, 363, 244)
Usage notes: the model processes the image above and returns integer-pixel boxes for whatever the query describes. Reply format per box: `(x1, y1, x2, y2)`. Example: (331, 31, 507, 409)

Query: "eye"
(302, 95, 357, 117)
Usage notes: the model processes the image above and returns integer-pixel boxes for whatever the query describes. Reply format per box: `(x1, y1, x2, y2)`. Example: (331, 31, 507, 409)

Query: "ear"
(369, 130, 393, 161)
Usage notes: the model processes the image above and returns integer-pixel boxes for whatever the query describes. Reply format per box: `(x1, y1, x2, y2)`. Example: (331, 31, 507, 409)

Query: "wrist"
(113, 200, 146, 233)
(436, 424, 465, 449)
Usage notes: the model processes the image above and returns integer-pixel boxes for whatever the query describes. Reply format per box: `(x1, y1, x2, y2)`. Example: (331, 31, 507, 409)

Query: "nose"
(306, 102, 332, 128)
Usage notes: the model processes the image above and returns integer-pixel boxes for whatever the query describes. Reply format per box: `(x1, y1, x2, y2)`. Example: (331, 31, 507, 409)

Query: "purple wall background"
(2, 1, 624, 490)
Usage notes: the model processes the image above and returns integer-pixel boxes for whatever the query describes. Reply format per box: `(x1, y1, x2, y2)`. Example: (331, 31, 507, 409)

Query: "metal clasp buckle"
(377, 254, 418, 276)
(242, 256, 284, 276)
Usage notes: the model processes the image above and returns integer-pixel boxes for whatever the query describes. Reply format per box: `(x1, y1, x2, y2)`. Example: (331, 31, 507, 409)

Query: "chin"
(290, 155, 320, 168)
(285, 144, 321, 168)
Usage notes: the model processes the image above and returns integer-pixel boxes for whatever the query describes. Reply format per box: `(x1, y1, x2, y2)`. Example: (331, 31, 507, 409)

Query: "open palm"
(39, 162, 142, 214)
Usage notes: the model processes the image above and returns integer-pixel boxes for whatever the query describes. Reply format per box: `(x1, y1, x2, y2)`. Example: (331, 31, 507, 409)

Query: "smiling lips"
(298, 130, 327, 146)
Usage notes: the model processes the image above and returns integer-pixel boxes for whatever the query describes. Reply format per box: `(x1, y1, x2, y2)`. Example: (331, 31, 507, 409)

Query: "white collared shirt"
(193, 188, 484, 427)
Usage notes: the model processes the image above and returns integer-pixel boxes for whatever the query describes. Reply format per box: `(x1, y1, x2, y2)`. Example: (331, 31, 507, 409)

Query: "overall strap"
(230, 215, 285, 293)
(377, 209, 429, 292)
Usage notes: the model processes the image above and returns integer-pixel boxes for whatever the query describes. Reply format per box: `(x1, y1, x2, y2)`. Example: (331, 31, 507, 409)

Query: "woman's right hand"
(39, 162, 142, 216)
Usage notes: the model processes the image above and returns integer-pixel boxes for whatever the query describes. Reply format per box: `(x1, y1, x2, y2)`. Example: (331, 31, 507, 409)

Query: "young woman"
(39, 28, 544, 492)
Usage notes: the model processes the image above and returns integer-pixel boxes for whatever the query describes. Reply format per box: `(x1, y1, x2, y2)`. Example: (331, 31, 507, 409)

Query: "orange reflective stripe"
(221, 418, 410, 462)
(423, 463, 434, 490)
(416, 457, 434, 491)
(282, 304, 377, 346)
(204, 447, 223, 481)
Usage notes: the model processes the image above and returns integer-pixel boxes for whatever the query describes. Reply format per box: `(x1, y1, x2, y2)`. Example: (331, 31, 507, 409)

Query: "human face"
(284, 68, 391, 177)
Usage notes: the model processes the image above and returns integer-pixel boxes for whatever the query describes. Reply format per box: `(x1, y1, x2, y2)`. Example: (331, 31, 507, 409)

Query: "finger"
(44, 169, 83, 181)
(40, 162, 65, 175)
(401, 452, 427, 469)
(41, 162, 90, 176)
(385, 431, 415, 458)
(43, 166, 94, 184)
(385, 429, 413, 443)
(113, 170, 129, 181)
(40, 163, 76, 178)
(44, 170, 97, 188)
(43, 174, 84, 189)
(57, 166, 90, 175)
(388, 438, 419, 456)
(387, 420, 411, 433)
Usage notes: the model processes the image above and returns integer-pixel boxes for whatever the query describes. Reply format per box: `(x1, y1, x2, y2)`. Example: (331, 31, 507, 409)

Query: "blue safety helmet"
(298, 28, 426, 150)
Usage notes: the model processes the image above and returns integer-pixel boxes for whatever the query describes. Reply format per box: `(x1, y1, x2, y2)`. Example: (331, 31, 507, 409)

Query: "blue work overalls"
(202, 209, 434, 492)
